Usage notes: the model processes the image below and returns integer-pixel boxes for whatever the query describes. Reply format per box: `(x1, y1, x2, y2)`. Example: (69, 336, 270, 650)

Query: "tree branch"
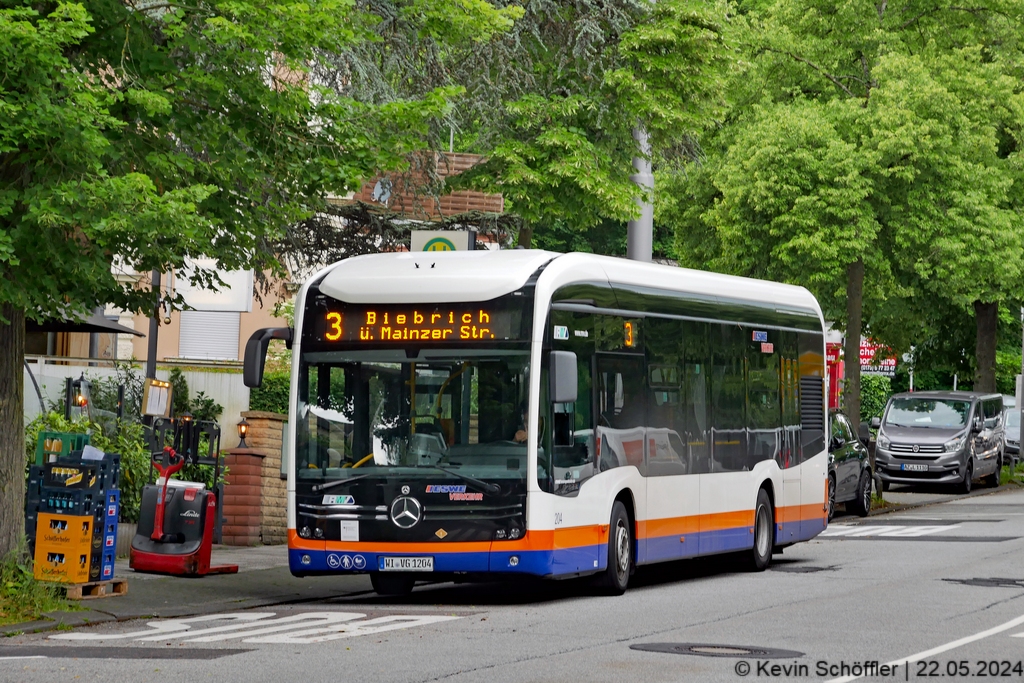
(766, 48, 857, 98)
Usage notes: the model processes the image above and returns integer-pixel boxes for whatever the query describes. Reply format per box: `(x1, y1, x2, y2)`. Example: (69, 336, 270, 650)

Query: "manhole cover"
(944, 578, 1024, 589)
(631, 643, 805, 659)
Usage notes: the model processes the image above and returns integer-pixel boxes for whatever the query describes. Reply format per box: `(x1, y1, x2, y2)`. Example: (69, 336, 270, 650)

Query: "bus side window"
(711, 324, 747, 472)
(683, 321, 712, 474)
(548, 309, 595, 495)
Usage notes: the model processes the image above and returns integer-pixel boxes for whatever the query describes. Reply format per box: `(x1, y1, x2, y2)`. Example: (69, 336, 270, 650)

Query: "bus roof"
(316, 250, 822, 322)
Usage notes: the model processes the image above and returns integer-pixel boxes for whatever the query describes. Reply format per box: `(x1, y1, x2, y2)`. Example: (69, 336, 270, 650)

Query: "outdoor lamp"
(71, 373, 92, 420)
(237, 417, 250, 448)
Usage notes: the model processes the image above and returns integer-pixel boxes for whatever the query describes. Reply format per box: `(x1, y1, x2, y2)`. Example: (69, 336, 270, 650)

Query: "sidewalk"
(2, 545, 373, 636)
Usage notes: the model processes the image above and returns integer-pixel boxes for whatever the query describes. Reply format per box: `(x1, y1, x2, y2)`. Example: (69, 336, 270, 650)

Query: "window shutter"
(178, 311, 240, 360)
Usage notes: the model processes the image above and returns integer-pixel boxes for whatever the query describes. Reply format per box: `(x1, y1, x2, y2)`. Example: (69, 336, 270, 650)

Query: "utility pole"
(626, 126, 653, 262)
(146, 270, 161, 380)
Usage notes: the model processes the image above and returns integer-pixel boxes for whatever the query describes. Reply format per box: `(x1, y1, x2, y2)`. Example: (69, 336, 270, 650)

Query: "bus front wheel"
(597, 501, 632, 595)
(370, 573, 415, 596)
(747, 489, 773, 572)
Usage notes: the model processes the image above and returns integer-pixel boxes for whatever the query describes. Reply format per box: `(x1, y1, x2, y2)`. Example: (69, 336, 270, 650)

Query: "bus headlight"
(509, 527, 521, 540)
(299, 526, 312, 539)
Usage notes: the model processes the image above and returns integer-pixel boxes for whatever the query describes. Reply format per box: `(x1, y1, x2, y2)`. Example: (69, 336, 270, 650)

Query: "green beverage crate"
(35, 432, 90, 466)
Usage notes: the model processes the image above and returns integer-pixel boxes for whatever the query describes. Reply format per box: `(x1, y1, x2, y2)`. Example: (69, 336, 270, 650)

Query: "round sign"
(423, 237, 457, 252)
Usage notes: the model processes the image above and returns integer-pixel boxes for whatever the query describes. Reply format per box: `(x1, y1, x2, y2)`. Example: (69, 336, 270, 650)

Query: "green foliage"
(996, 350, 1021, 396)
(166, 368, 223, 421)
(859, 375, 891, 423)
(169, 368, 191, 418)
(25, 413, 150, 524)
(0, 541, 75, 626)
(250, 371, 291, 415)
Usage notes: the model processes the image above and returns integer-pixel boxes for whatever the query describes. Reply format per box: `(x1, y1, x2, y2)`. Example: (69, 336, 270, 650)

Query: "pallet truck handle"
(151, 447, 185, 542)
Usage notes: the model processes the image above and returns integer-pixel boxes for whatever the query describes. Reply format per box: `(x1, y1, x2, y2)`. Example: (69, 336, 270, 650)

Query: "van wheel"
(849, 470, 871, 517)
(596, 501, 632, 594)
(960, 460, 974, 494)
(747, 489, 773, 572)
(370, 573, 415, 596)
(985, 454, 1002, 488)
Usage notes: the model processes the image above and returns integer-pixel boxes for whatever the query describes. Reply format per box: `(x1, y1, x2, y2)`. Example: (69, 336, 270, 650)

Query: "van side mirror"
(870, 417, 881, 429)
(972, 416, 983, 433)
(549, 350, 578, 404)
(858, 422, 871, 447)
(244, 327, 292, 388)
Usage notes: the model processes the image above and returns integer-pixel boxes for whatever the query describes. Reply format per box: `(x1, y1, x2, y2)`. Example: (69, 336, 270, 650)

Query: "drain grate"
(631, 643, 805, 659)
(944, 578, 1024, 589)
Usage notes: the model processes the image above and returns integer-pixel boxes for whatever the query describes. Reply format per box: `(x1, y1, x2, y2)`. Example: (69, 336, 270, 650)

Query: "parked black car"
(828, 410, 872, 519)
(871, 391, 1004, 493)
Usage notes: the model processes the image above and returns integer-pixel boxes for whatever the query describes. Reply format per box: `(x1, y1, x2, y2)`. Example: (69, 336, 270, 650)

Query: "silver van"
(871, 391, 1005, 493)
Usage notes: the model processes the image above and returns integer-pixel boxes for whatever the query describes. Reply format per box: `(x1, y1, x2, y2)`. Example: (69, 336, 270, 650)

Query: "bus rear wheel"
(370, 573, 415, 596)
(747, 489, 773, 572)
(596, 501, 632, 595)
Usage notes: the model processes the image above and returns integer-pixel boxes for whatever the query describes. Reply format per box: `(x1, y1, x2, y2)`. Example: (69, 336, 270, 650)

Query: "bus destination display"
(317, 305, 516, 343)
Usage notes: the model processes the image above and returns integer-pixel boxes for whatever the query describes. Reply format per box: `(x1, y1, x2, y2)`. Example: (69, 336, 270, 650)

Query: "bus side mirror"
(549, 351, 578, 404)
(243, 328, 292, 388)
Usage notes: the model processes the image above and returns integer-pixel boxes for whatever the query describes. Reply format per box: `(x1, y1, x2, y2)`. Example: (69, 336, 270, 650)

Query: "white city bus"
(244, 250, 828, 595)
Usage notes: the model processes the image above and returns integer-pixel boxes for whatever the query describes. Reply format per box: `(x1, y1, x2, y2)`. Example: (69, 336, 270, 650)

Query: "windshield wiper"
(420, 464, 501, 495)
(311, 472, 375, 493)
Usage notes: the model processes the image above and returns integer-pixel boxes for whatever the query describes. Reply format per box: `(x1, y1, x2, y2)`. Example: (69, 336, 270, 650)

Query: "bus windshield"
(296, 348, 532, 483)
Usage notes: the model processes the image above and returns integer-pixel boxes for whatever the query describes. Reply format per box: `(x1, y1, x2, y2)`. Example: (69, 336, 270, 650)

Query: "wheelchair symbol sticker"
(327, 554, 342, 569)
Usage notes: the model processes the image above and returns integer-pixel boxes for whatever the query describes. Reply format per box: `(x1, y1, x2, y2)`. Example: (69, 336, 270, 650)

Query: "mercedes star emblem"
(390, 496, 423, 529)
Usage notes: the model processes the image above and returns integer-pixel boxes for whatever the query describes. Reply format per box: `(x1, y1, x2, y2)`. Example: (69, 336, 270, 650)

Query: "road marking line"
(0, 656, 46, 660)
(50, 613, 274, 641)
(248, 615, 461, 644)
(47, 612, 460, 645)
(825, 612, 1024, 683)
(877, 525, 961, 537)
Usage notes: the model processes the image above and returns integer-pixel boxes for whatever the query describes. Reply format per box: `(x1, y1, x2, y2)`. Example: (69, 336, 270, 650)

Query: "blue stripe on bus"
(288, 523, 826, 578)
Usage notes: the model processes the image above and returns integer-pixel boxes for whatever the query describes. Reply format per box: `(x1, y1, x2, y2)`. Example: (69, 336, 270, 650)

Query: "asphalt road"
(6, 487, 1024, 683)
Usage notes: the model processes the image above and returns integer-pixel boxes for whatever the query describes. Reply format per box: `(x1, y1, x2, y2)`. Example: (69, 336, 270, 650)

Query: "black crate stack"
(27, 434, 121, 584)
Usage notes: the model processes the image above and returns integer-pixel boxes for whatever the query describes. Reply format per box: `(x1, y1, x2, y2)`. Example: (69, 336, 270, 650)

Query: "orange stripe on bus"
(288, 503, 823, 553)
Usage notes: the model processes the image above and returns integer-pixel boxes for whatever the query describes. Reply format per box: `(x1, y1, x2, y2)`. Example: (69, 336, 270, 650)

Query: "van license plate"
(379, 556, 433, 572)
(901, 464, 928, 472)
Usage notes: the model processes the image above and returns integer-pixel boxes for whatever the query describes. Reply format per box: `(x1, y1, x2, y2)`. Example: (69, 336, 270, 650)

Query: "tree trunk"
(0, 304, 25, 559)
(974, 300, 998, 392)
(517, 224, 533, 249)
(843, 259, 865, 425)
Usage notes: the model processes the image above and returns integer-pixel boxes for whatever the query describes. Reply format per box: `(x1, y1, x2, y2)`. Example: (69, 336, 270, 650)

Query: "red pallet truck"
(130, 419, 237, 576)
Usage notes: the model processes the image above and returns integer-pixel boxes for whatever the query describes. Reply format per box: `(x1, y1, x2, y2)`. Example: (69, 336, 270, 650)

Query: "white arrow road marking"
(175, 613, 367, 643)
(47, 612, 461, 645)
(247, 615, 462, 644)
(50, 613, 276, 641)
(826, 612, 1024, 683)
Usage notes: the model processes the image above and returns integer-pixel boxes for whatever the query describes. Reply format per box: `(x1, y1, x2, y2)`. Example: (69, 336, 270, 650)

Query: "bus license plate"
(901, 464, 928, 472)
(379, 556, 433, 572)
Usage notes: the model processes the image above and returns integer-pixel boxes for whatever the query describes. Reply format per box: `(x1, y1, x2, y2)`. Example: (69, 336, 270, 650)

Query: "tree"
(664, 0, 1024, 422)
(0, 0, 514, 557)
(316, 0, 732, 249)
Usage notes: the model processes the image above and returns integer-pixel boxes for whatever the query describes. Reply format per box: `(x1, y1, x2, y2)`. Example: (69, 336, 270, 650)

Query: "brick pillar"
(221, 450, 264, 546)
(222, 411, 288, 546)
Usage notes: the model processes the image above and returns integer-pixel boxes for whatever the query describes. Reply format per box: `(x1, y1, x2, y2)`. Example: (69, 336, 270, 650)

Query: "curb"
(830, 481, 1023, 522)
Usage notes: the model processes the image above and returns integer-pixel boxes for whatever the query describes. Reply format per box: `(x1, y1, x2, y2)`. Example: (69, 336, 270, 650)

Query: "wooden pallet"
(62, 579, 128, 600)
